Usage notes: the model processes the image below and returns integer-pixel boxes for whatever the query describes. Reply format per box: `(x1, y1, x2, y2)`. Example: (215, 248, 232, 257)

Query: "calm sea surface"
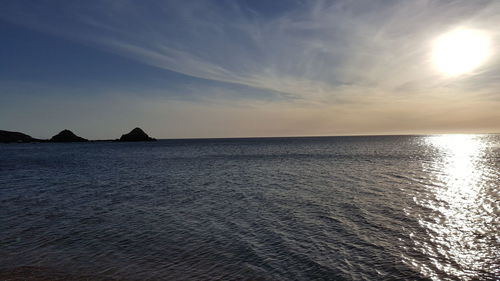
(1, 135, 498, 281)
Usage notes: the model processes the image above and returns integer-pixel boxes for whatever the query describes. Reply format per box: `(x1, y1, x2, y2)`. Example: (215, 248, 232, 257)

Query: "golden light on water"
(432, 29, 491, 76)
(411, 135, 498, 280)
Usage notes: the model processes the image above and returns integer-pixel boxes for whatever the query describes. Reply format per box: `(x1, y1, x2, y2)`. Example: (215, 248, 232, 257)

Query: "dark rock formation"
(0, 130, 40, 143)
(119, 127, 156, 142)
(50, 129, 88, 142)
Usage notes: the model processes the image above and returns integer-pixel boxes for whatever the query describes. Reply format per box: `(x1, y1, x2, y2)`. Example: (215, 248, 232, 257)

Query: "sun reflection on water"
(408, 134, 498, 280)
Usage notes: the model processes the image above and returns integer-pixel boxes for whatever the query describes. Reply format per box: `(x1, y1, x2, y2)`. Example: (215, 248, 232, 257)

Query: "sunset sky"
(1, 0, 500, 139)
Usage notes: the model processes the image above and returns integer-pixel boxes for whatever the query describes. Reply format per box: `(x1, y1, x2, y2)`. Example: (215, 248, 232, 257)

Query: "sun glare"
(432, 29, 491, 77)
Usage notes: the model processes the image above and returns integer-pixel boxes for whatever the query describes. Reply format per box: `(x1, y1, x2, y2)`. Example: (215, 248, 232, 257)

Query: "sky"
(1, 0, 500, 139)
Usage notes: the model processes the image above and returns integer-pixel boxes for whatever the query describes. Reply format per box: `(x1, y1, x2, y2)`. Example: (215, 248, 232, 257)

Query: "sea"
(0, 135, 498, 281)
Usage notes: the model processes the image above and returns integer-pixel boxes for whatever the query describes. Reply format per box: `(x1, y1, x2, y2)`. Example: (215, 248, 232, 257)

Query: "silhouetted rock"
(0, 130, 40, 143)
(119, 127, 156, 142)
(50, 129, 88, 142)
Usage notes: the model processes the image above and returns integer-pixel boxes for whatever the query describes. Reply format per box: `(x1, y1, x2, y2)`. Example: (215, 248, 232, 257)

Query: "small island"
(119, 127, 156, 142)
(50, 129, 88, 142)
(0, 130, 40, 143)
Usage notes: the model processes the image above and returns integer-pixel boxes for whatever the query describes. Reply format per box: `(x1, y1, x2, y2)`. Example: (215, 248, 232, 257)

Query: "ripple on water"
(0, 135, 498, 280)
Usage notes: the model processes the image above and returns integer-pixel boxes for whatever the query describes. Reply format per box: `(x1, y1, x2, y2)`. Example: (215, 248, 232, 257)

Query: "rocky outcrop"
(0, 130, 40, 143)
(2, 128, 156, 143)
(119, 127, 156, 142)
(50, 129, 88, 142)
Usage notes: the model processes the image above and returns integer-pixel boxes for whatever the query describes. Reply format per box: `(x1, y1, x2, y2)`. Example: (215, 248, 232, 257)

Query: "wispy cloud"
(2, 0, 500, 104)
(2, 0, 500, 137)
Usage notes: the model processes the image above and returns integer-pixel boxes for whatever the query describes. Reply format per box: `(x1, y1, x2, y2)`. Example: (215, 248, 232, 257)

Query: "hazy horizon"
(2, 0, 500, 139)
(3, 127, 500, 141)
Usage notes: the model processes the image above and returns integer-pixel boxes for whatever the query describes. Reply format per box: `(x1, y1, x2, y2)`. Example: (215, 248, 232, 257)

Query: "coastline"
(0, 128, 155, 143)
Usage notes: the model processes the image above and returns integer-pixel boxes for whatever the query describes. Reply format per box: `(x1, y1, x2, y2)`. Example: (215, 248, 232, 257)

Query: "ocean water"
(0, 135, 498, 281)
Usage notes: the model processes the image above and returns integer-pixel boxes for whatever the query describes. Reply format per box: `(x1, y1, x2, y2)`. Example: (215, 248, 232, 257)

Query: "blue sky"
(1, 0, 500, 139)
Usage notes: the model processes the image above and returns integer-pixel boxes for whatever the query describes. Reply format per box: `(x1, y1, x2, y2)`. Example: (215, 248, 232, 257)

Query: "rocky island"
(0, 130, 40, 143)
(50, 129, 88, 142)
(119, 127, 156, 142)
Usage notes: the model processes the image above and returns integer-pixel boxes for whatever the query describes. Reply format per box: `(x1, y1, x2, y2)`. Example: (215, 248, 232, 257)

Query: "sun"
(432, 28, 491, 77)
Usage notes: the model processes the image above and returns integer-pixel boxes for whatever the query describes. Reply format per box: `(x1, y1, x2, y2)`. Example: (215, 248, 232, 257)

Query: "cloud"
(2, 0, 500, 137)
(2, 0, 500, 104)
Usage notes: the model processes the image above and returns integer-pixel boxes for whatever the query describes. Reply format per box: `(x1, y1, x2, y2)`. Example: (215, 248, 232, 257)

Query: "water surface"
(1, 135, 498, 280)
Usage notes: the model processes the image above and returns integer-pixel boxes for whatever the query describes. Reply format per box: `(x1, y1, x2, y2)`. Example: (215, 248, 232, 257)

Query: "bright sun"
(432, 28, 491, 77)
